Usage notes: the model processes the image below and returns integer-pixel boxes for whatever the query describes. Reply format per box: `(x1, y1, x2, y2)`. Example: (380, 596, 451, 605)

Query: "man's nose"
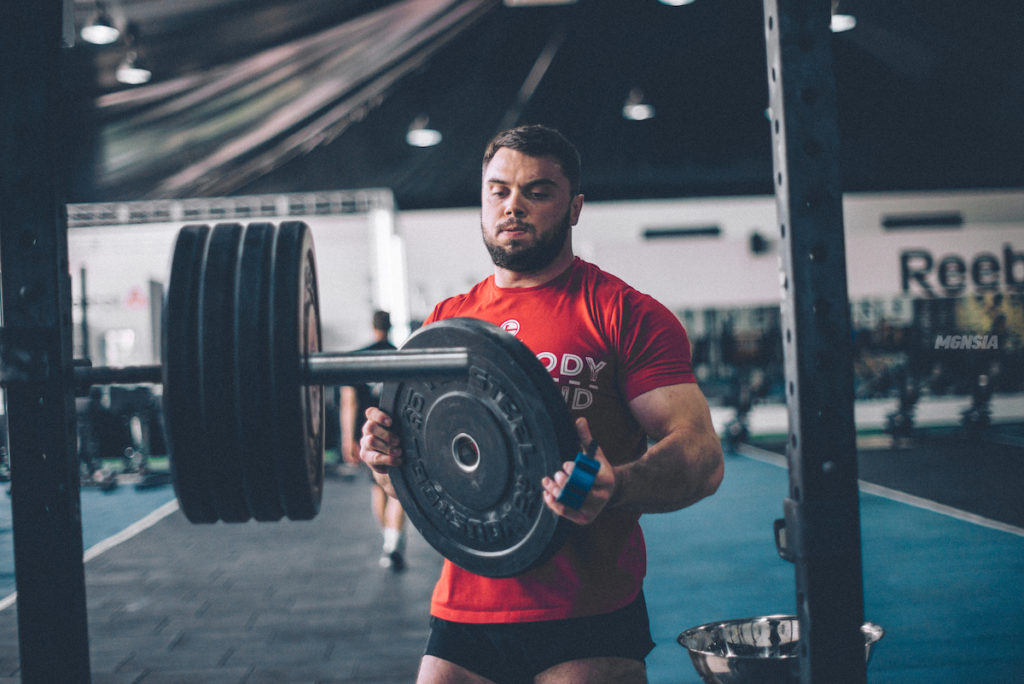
(503, 191, 526, 216)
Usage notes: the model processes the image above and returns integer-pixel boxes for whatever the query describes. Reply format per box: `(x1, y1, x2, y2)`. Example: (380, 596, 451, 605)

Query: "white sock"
(382, 528, 403, 554)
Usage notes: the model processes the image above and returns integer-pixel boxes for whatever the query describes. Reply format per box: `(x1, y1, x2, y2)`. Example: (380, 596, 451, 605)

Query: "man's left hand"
(541, 418, 616, 525)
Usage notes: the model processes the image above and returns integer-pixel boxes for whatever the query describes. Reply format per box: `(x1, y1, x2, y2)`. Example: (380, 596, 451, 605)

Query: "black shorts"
(423, 591, 655, 684)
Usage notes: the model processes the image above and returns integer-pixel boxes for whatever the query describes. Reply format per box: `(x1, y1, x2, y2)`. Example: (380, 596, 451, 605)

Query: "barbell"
(59, 221, 596, 577)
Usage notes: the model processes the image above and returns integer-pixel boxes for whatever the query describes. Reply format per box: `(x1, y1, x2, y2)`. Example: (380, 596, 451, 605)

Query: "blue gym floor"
(643, 448, 1024, 683)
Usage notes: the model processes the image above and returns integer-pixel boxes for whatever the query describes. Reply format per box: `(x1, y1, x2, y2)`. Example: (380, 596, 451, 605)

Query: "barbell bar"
(73, 348, 472, 389)
(45, 221, 595, 577)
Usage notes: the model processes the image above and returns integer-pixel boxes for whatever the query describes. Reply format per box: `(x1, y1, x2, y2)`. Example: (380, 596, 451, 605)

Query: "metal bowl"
(677, 615, 884, 684)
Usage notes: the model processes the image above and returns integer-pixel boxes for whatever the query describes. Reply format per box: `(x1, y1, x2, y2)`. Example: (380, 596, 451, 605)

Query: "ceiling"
(67, 0, 1024, 210)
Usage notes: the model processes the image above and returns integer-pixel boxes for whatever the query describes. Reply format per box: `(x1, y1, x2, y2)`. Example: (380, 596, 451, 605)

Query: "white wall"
(68, 214, 379, 367)
(69, 223, 180, 366)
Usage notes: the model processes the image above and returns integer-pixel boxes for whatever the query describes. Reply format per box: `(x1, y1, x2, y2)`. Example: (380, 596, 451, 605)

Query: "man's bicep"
(620, 382, 724, 510)
(628, 382, 717, 442)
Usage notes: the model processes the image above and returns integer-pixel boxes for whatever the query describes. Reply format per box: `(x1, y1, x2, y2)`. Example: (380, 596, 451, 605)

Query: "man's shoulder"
(574, 259, 679, 326)
(430, 276, 495, 319)
(574, 258, 643, 299)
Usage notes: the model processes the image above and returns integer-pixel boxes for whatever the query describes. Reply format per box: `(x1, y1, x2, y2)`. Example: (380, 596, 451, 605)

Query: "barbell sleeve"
(302, 347, 470, 385)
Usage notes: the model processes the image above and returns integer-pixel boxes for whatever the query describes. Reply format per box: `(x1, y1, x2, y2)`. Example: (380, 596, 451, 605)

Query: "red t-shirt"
(424, 257, 695, 623)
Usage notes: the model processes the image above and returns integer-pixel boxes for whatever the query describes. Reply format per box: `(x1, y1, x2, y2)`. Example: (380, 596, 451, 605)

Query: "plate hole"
(452, 433, 481, 473)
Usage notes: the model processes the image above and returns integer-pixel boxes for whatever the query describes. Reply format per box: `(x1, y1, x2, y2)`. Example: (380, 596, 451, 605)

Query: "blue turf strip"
(642, 453, 1024, 683)
(0, 484, 176, 597)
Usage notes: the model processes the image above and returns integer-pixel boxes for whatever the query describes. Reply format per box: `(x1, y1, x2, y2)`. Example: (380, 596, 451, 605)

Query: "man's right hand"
(358, 407, 402, 497)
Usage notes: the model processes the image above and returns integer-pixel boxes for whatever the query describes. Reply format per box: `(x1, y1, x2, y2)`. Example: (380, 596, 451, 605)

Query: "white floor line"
(82, 498, 180, 562)
(735, 444, 1024, 538)
(0, 498, 180, 613)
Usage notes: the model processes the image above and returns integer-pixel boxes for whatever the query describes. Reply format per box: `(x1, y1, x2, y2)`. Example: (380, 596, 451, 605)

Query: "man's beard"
(482, 210, 571, 272)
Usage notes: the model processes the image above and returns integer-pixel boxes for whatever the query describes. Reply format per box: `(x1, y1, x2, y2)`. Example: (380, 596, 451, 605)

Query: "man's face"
(480, 148, 583, 273)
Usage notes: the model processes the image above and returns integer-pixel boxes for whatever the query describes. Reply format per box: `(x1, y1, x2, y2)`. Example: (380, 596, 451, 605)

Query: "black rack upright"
(0, 1, 92, 681)
(763, 0, 868, 681)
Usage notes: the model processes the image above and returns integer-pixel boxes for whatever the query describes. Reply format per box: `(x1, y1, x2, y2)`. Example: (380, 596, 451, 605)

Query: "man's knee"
(417, 655, 499, 684)
(535, 656, 646, 683)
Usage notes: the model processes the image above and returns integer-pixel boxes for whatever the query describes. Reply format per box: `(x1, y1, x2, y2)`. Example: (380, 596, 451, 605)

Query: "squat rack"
(764, 1, 867, 681)
(1, 2, 91, 681)
(0, 1, 866, 681)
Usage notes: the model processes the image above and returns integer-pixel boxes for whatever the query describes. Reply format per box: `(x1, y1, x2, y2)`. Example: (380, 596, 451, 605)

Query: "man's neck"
(493, 249, 575, 289)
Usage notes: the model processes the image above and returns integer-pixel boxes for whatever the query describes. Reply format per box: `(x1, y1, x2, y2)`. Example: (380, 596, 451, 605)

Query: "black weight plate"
(268, 221, 324, 520)
(198, 223, 251, 522)
(380, 318, 577, 578)
(162, 224, 218, 523)
(234, 223, 284, 522)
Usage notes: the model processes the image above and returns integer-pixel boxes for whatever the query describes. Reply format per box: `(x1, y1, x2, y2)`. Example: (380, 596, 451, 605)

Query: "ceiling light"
(659, 0, 697, 6)
(114, 25, 151, 86)
(116, 52, 152, 85)
(80, 2, 120, 45)
(406, 116, 442, 147)
(830, 1, 856, 32)
(830, 14, 857, 32)
(622, 89, 655, 121)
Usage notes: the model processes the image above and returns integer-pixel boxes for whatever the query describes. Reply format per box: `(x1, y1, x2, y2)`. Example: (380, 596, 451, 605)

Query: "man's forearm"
(608, 432, 723, 513)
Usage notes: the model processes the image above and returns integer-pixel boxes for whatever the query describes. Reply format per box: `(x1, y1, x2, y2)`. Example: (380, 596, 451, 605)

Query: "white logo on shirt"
(535, 352, 608, 410)
(500, 319, 521, 336)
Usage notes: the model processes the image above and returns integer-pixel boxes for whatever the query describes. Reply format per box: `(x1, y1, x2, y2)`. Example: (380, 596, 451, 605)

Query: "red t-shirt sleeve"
(617, 289, 696, 401)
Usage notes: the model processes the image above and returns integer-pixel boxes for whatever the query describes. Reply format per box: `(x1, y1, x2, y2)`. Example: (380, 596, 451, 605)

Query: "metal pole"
(80, 267, 91, 361)
(73, 364, 166, 388)
(0, 0, 92, 680)
(762, 0, 867, 681)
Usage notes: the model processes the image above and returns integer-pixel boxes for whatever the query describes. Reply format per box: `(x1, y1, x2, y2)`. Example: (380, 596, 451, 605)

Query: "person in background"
(360, 125, 723, 682)
(341, 310, 407, 571)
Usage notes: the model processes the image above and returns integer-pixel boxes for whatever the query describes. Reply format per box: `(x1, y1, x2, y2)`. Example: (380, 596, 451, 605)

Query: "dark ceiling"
(68, 0, 1024, 211)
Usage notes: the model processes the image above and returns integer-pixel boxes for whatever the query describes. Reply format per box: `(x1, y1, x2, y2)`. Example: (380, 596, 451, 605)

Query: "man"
(360, 125, 723, 683)
(341, 310, 407, 570)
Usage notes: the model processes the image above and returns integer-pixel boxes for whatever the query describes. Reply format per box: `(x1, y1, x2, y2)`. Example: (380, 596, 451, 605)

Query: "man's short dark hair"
(482, 125, 582, 197)
(372, 310, 391, 332)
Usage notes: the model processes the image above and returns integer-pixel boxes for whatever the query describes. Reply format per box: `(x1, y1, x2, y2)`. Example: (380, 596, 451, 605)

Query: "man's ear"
(570, 193, 584, 225)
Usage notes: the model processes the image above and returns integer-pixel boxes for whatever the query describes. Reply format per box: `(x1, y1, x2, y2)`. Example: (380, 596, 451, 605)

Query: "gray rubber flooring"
(0, 472, 444, 683)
